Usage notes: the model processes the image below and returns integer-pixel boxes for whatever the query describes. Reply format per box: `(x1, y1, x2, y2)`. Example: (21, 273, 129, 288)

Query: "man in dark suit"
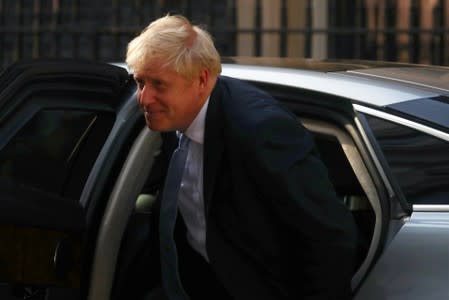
(126, 14, 358, 300)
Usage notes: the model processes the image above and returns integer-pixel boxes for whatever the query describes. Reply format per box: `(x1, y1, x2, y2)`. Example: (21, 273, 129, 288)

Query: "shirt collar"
(184, 96, 209, 145)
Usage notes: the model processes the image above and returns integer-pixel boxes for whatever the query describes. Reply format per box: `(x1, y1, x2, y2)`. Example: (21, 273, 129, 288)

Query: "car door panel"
(0, 59, 131, 299)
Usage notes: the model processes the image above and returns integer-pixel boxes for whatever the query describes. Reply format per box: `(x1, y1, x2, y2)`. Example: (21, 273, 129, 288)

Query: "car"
(0, 57, 448, 300)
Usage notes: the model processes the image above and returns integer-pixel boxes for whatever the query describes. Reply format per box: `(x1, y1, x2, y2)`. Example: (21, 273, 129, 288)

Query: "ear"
(198, 68, 209, 89)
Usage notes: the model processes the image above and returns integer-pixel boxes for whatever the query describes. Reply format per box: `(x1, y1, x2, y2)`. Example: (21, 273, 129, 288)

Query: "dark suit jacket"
(146, 76, 358, 300)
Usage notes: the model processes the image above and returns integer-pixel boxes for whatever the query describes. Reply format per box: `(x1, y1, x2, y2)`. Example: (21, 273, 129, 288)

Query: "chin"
(146, 122, 175, 132)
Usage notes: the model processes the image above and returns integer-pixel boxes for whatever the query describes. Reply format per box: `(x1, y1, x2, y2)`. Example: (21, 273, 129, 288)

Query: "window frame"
(355, 104, 449, 211)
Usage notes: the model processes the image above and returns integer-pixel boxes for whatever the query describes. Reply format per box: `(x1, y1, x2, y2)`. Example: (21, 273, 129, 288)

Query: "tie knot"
(178, 133, 190, 150)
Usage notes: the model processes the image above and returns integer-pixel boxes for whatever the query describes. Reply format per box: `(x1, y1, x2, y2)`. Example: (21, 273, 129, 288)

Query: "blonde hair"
(126, 15, 221, 80)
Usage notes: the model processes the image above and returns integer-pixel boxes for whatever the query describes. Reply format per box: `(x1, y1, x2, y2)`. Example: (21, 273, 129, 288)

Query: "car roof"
(221, 57, 445, 107)
(114, 57, 447, 108)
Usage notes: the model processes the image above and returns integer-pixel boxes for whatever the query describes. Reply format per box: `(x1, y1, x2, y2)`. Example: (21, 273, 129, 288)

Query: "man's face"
(133, 62, 204, 132)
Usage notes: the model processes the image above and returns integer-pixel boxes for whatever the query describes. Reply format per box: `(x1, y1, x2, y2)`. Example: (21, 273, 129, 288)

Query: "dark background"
(1, 0, 448, 71)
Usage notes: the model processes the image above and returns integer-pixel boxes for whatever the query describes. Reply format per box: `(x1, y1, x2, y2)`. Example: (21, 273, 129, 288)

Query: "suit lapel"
(203, 78, 225, 218)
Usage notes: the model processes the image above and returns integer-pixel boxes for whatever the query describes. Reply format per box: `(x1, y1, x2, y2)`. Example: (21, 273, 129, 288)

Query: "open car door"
(0, 59, 135, 300)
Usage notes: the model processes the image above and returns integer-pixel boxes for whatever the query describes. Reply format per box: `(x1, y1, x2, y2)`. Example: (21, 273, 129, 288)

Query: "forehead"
(133, 63, 176, 80)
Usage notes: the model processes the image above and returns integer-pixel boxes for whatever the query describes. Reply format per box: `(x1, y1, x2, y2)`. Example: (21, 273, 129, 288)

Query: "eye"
(152, 79, 167, 91)
(135, 78, 144, 90)
(152, 79, 163, 87)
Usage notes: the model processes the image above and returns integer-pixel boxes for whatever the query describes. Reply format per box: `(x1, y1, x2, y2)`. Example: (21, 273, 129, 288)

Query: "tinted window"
(389, 97, 449, 132)
(0, 109, 104, 199)
(364, 114, 449, 204)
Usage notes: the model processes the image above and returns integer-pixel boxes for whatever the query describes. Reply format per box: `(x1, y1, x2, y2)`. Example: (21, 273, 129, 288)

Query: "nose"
(137, 84, 156, 109)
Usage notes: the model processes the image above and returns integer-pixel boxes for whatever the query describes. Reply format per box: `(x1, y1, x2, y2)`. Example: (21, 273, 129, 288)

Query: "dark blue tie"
(160, 133, 190, 300)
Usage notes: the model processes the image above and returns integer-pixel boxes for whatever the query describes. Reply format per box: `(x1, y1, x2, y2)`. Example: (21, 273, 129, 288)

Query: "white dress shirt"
(178, 97, 210, 261)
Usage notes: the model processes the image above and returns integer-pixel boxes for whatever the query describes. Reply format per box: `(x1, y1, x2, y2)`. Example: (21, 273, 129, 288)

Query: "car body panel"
(354, 211, 449, 300)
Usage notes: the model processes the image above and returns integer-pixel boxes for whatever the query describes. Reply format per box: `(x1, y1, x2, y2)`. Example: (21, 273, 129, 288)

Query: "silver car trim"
(413, 205, 449, 212)
(353, 104, 449, 142)
(353, 116, 395, 198)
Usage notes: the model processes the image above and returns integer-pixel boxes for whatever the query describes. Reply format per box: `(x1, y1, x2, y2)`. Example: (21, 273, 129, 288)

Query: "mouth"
(144, 109, 164, 119)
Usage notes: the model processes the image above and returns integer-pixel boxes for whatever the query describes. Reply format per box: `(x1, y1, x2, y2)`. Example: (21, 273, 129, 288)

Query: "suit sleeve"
(243, 108, 358, 300)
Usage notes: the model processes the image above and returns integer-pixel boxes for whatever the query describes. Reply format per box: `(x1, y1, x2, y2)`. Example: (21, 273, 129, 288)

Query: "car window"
(0, 109, 112, 200)
(363, 114, 449, 205)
